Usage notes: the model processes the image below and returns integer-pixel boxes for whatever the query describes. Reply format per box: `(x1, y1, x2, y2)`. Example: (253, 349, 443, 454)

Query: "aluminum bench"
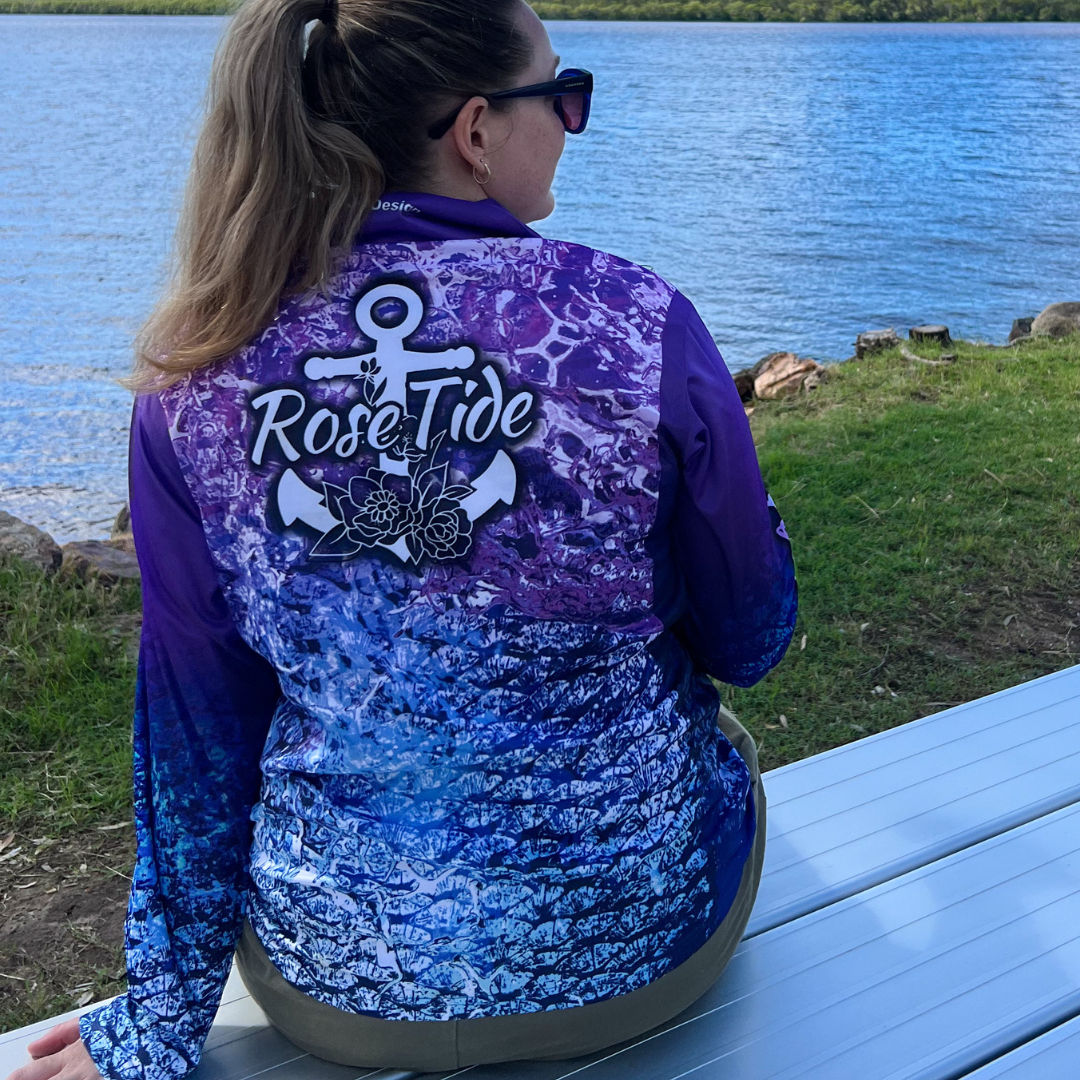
(752, 662, 1080, 936)
(4, 665, 1080, 1080)
(963, 1012, 1080, 1080)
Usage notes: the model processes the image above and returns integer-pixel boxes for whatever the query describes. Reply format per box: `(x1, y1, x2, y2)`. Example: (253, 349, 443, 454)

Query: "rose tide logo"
(249, 283, 536, 566)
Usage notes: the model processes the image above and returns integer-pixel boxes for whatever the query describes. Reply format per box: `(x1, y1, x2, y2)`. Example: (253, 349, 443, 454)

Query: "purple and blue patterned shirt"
(80, 193, 796, 1080)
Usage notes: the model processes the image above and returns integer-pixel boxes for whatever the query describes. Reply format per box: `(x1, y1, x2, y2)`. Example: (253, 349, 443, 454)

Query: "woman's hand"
(5, 1019, 104, 1080)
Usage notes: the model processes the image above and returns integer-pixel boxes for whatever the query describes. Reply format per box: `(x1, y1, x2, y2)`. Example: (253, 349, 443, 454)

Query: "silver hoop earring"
(472, 160, 492, 186)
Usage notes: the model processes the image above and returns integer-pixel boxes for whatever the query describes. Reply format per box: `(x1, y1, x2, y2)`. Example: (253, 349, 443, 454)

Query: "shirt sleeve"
(650, 290, 798, 687)
(80, 393, 281, 1080)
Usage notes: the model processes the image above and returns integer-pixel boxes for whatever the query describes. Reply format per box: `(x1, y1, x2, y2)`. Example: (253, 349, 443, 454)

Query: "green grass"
(0, 558, 139, 838)
(3, 0, 1078, 16)
(723, 334, 1080, 767)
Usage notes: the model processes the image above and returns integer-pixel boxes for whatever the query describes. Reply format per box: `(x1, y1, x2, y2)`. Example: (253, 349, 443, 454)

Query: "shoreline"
(0, 316, 1061, 546)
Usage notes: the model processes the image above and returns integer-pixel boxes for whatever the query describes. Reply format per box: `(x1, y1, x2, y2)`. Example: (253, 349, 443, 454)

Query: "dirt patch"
(0, 826, 134, 1033)
(969, 588, 1080, 661)
(915, 585, 1080, 666)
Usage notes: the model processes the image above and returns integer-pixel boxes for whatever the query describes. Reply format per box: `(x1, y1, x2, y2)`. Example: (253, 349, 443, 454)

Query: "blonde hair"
(129, 0, 529, 392)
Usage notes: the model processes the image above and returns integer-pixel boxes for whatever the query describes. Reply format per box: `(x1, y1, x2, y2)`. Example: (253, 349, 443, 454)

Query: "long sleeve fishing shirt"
(80, 193, 797, 1080)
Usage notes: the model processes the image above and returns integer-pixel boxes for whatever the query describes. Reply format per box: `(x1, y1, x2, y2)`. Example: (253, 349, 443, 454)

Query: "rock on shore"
(0, 507, 139, 584)
(61, 540, 140, 585)
(1031, 303, 1080, 340)
(735, 351, 828, 404)
(0, 511, 63, 575)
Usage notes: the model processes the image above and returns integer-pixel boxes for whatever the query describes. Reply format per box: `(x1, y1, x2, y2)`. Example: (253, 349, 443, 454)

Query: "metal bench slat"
(752, 664, 1080, 934)
(763, 665, 1080, 801)
(458, 801, 1080, 1080)
(960, 1012, 1080, 1079)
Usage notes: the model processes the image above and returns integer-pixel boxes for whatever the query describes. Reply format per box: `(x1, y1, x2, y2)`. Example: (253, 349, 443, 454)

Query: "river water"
(1, 16, 1079, 540)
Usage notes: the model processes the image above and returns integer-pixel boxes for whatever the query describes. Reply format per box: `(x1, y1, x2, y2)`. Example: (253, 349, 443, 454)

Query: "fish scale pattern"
(149, 236, 753, 1020)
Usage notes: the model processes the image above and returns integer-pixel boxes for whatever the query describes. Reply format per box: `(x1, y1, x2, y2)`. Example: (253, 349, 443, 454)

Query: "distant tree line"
(1, 0, 230, 10)
(3, 0, 1075, 20)
(531, 0, 1080, 18)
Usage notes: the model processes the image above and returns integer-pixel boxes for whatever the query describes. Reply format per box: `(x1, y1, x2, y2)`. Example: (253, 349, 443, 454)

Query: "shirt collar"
(359, 191, 540, 244)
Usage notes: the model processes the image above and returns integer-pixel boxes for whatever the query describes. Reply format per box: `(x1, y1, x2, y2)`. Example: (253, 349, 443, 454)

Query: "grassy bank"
(0, 560, 139, 838)
(0, 561, 139, 1030)
(2, 333, 1080, 1031)
(723, 334, 1080, 762)
(3, 0, 1079, 16)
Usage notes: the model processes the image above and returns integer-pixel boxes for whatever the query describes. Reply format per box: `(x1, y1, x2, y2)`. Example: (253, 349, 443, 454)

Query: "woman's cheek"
(539, 117, 565, 186)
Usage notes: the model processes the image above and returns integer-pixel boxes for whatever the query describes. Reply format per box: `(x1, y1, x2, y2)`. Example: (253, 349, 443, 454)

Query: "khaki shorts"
(236, 705, 766, 1072)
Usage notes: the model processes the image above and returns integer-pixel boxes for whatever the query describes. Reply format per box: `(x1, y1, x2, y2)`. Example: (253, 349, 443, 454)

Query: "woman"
(12, 0, 796, 1077)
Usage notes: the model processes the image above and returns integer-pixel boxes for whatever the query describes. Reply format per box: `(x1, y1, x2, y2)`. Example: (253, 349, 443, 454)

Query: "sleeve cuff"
(80, 993, 201, 1080)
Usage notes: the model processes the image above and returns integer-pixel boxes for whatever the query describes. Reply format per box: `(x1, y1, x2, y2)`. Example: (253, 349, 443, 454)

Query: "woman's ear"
(451, 96, 494, 173)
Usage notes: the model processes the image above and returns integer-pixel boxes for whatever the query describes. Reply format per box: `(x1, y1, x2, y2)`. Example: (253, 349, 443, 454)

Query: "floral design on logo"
(414, 498, 472, 561)
(330, 471, 414, 548)
(308, 434, 476, 563)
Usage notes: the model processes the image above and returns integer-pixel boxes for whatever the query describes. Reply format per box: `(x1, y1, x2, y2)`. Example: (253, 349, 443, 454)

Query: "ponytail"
(129, 0, 528, 391)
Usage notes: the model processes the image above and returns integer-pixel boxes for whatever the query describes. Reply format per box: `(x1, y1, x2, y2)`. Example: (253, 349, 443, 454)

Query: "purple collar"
(359, 191, 540, 244)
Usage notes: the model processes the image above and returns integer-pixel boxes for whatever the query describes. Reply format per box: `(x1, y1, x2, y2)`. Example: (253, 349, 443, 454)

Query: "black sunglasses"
(427, 68, 593, 141)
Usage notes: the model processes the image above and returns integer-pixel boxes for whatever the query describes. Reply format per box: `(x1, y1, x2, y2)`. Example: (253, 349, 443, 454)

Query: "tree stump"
(1009, 317, 1033, 342)
(854, 328, 899, 359)
(111, 502, 132, 537)
(909, 325, 951, 345)
(110, 502, 136, 554)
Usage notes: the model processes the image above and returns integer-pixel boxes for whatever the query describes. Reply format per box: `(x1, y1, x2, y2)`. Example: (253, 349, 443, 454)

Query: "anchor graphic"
(304, 283, 476, 476)
(304, 283, 476, 407)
